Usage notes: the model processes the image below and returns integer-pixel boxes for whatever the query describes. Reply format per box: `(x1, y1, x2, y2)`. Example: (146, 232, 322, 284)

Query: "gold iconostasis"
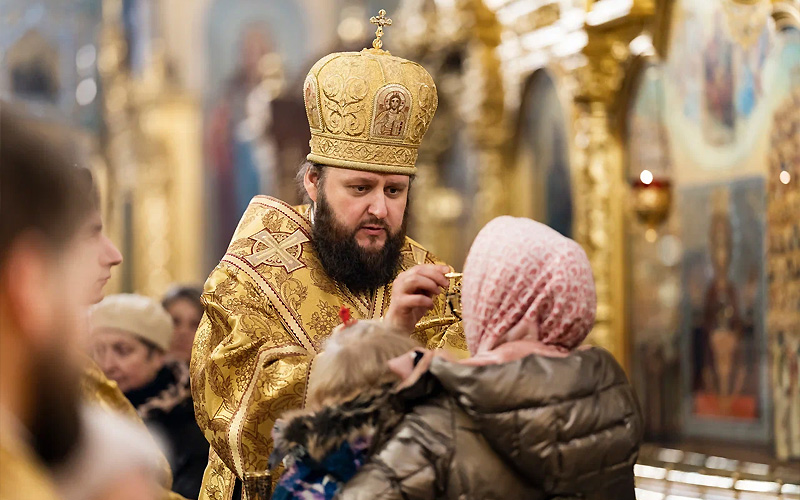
(1, 0, 799, 460)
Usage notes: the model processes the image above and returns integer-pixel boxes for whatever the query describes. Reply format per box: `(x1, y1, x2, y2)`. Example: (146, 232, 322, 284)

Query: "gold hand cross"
(369, 9, 392, 50)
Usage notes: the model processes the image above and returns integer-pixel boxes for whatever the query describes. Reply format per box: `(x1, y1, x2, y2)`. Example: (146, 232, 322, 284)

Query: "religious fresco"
(665, 0, 775, 181)
(203, 0, 310, 260)
(678, 179, 770, 441)
(625, 0, 800, 445)
(670, 23, 799, 447)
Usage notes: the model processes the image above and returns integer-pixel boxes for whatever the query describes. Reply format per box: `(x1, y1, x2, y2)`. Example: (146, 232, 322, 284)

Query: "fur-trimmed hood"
(269, 385, 412, 500)
(269, 385, 403, 472)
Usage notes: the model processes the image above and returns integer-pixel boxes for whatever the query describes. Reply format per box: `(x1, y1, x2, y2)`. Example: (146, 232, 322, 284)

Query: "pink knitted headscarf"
(462, 216, 597, 356)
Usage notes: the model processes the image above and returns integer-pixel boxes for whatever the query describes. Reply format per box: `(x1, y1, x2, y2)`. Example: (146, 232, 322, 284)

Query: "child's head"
(306, 320, 421, 410)
(462, 216, 597, 356)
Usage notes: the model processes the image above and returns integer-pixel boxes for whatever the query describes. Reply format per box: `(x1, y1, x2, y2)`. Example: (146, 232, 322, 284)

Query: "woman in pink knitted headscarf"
(460, 216, 597, 365)
(329, 217, 642, 500)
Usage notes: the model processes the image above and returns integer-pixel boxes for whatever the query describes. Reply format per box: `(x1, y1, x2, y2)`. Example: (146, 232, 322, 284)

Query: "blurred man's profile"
(0, 103, 97, 500)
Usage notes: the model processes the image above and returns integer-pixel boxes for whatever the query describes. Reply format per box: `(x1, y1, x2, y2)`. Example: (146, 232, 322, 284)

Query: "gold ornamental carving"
(321, 72, 369, 137)
(571, 102, 627, 363)
(309, 135, 418, 170)
(98, 0, 203, 298)
(772, 0, 800, 30)
(461, 0, 507, 230)
(511, 3, 560, 35)
(767, 87, 800, 460)
(569, 6, 656, 368)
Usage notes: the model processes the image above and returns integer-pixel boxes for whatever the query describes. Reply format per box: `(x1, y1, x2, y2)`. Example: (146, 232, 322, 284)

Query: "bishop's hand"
(384, 264, 450, 333)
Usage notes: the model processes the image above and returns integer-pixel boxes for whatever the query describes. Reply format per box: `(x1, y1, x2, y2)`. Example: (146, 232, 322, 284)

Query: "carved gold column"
(131, 50, 204, 297)
(98, 0, 134, 294)
(99, 0, 204, 298)
(460, 0, 507, 230)
(132, 139, 173, 297)
(572, 100, 628, 366)
(397, 0, 506, 266)
(573, 3, 653, 369)
(769, 0, 800, 462)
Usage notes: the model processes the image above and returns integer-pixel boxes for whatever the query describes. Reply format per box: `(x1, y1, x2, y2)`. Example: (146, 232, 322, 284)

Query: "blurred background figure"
(206, 24, 281, 252)
(0, 104, 97, 500)
(89, 294, 207, 499)
(162, 285, 204, 365)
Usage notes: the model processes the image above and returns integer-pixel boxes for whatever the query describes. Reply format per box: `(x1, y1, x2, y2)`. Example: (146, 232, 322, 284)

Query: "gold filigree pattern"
(321, 61, 369, 137)
(310, 136, 417, 168)
(767, 87, 800, 460)
(409, 83, 437, 143)
(307, 300, 341, 344)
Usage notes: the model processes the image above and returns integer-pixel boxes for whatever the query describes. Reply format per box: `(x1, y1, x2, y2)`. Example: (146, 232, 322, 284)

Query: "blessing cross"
(245, 229, 309, 273)
(369, 9, 392, 50)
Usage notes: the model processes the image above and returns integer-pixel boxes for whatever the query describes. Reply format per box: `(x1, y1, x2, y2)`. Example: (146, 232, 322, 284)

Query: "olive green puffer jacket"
(337, 347, 643, 500)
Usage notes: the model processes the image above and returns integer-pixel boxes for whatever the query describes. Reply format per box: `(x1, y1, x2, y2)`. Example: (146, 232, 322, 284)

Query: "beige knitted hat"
(90, 294, 173, 352)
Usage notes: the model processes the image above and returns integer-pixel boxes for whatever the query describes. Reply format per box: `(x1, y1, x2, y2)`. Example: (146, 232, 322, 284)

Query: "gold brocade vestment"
(0, 424, 59, 500)
(191, 196, 467, 500)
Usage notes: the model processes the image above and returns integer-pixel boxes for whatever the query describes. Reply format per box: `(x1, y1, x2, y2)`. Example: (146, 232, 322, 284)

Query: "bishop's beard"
(311, 192, 407, 294)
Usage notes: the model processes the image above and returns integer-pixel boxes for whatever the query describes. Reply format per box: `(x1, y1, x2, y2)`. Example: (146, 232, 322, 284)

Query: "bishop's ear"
(303, 166, 320, 204)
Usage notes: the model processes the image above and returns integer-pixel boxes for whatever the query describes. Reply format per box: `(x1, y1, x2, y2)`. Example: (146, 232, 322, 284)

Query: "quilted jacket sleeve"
(336, 400, 454, 500)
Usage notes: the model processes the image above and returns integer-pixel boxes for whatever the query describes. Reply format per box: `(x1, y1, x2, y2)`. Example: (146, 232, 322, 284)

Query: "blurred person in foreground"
(68, 165, 185, 500)
(0, 105, 97, 500)
(161, 285, 204, 365)
(271, 217, 643, 500)
(0, 105, 178, 500)
(53, 407, 163, 500)
(90, 294, 208, 499)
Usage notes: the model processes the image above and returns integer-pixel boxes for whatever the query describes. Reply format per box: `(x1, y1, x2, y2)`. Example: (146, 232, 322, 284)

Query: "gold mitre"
(303, 9, 438, 176)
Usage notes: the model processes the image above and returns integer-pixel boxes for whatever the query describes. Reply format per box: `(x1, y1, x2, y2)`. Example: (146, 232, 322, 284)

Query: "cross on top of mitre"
(370, 9, 392, 50)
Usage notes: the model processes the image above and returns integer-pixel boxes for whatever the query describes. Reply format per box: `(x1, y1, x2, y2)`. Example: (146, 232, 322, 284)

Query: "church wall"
(623, 0, 800, 456)
(476, 0, 800, 457)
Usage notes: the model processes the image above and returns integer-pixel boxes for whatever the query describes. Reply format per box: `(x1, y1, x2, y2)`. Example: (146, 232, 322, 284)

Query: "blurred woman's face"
(91, 330, 163, 393)
(166, 298, 202, 363)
